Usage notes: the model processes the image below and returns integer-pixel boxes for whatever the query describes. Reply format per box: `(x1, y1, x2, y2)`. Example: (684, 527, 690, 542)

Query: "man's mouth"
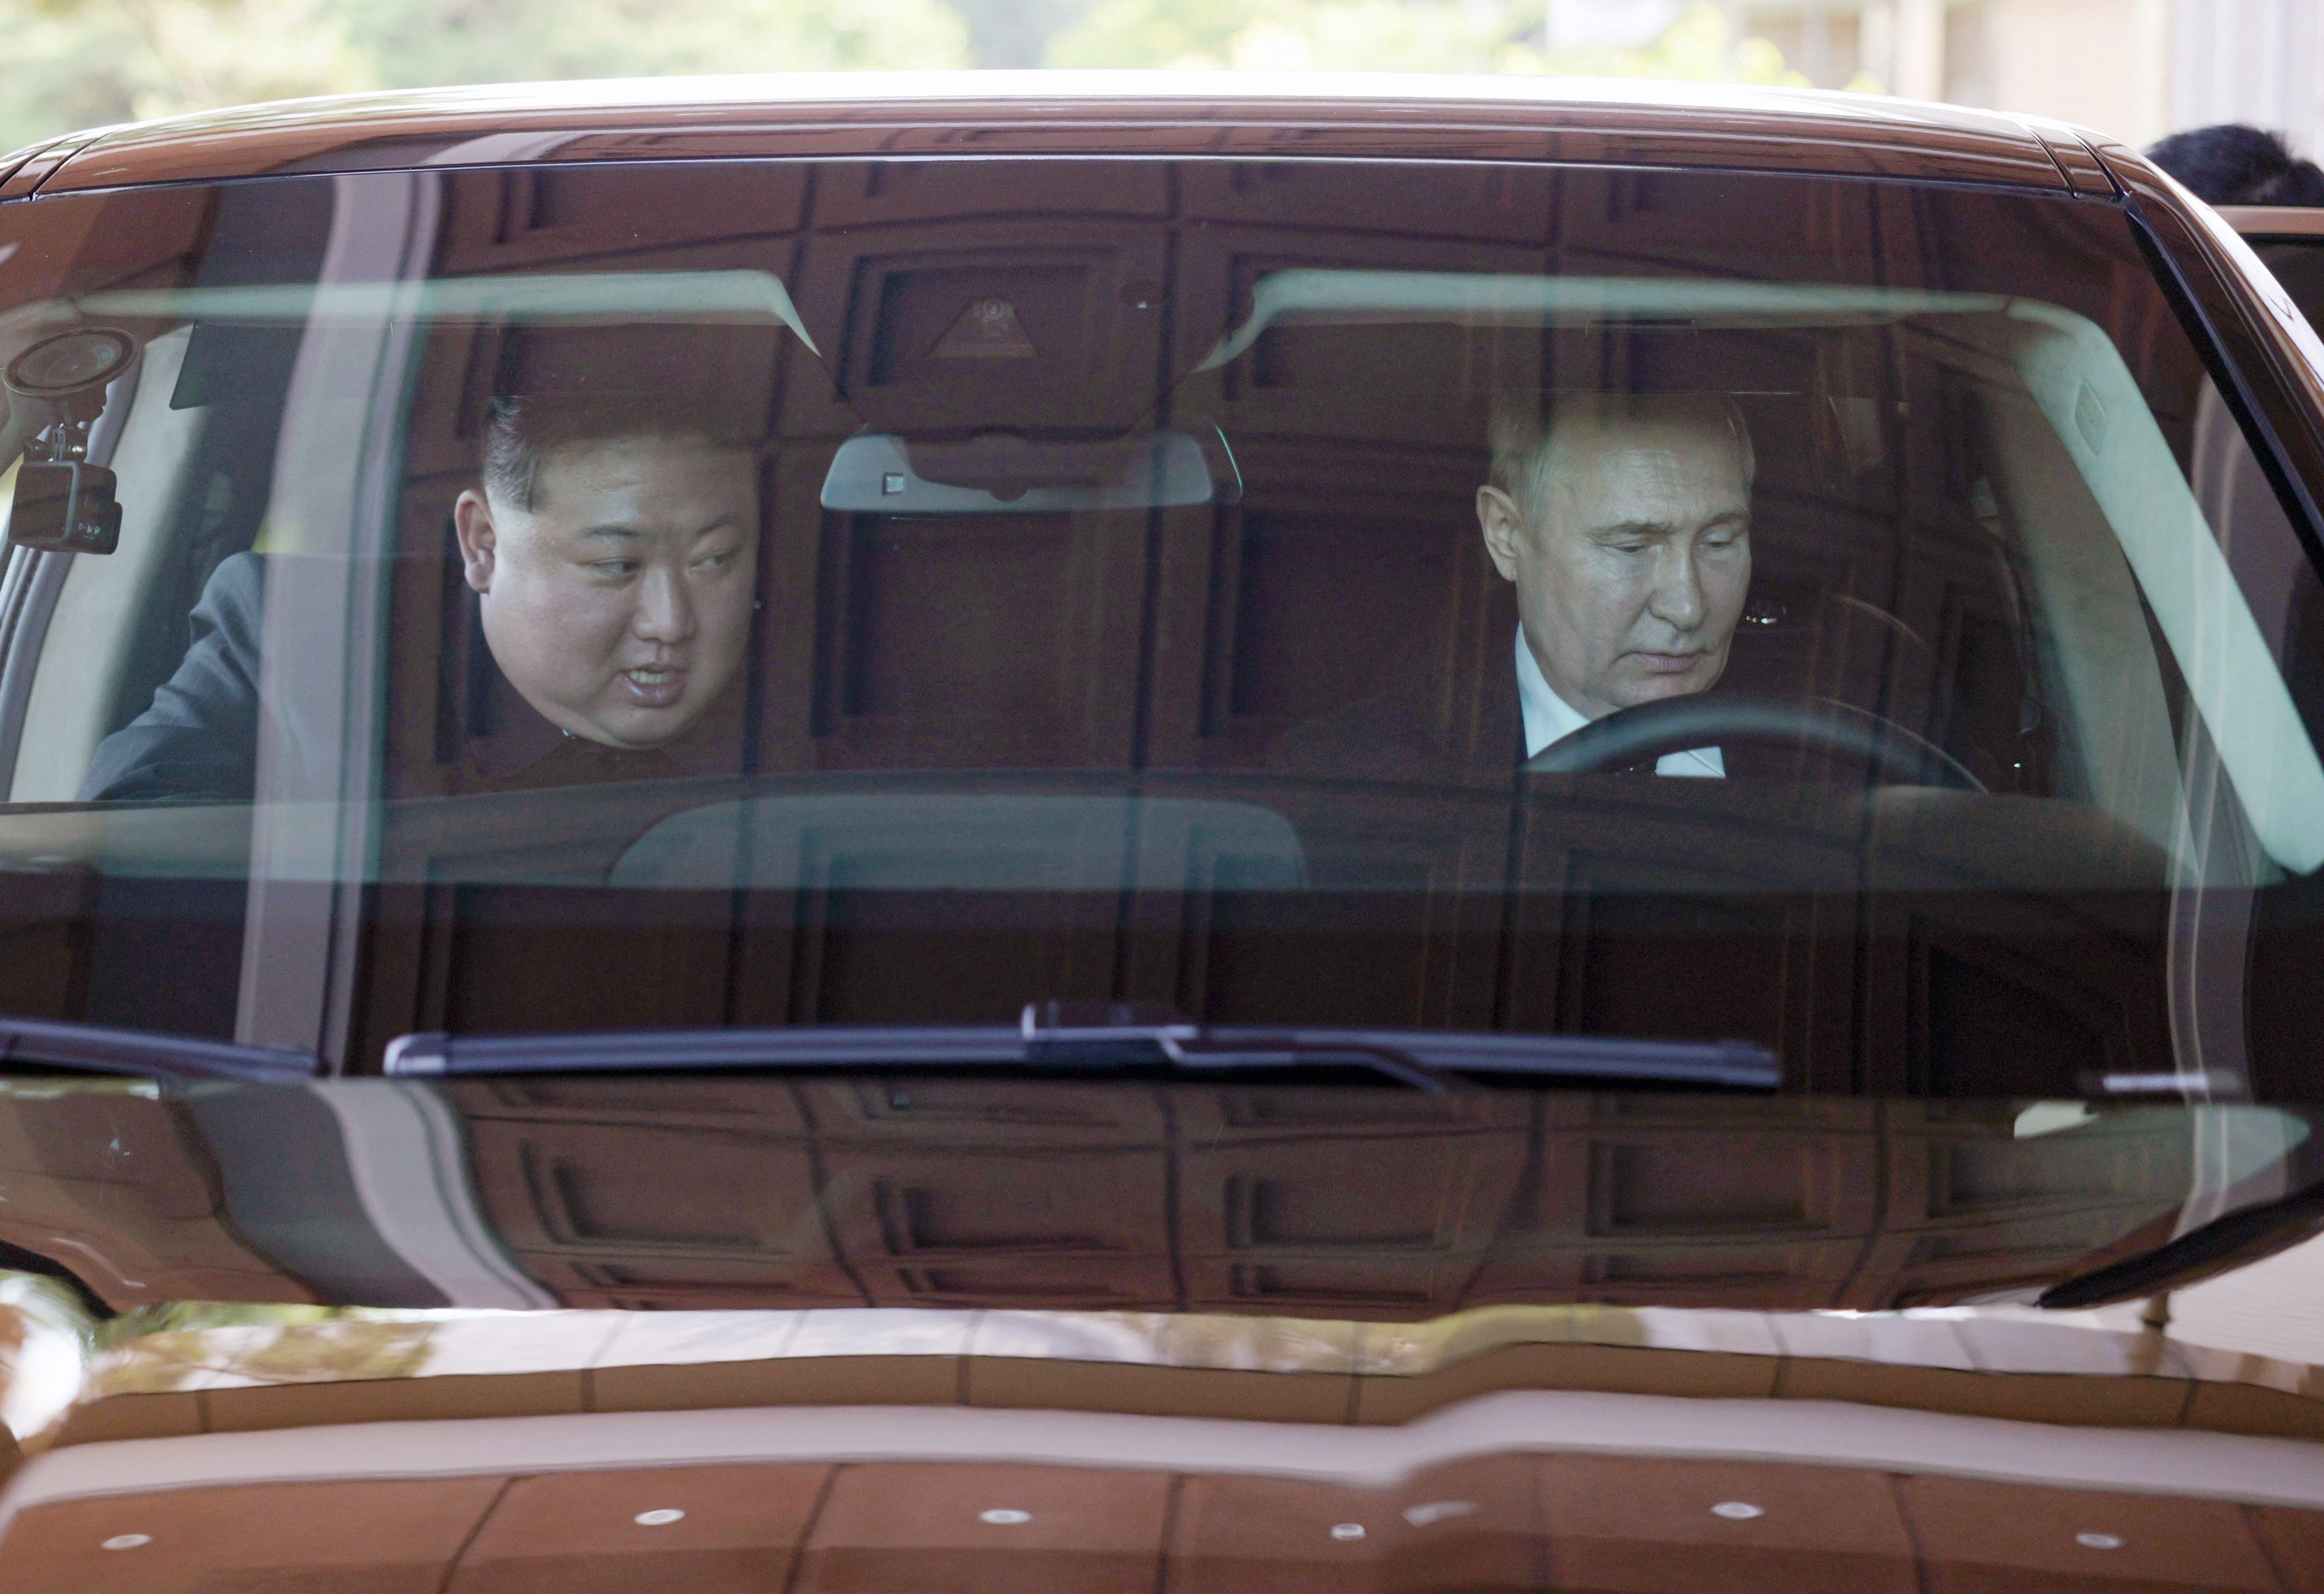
(1628, 651, 1706, 673)
(618, 665, 687, 707)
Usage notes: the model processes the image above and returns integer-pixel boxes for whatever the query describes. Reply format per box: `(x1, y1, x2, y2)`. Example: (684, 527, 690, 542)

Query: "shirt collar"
(1513, 627, 1725, 778)
(1515, 626, 1589, 758)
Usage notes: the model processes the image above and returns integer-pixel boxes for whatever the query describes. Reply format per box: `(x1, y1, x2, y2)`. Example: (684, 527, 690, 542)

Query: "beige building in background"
(1708, 0, 2320, 153)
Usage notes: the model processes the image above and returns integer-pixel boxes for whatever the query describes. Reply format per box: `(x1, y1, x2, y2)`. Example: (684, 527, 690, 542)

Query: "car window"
(0, 158, 2318, 1100)
(2253, 235, 2324, 336)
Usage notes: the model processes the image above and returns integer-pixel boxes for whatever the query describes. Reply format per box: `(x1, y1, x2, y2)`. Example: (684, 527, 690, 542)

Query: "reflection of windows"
(828, 517, 1084, 718)
(448, 1078, 2195, 1313)
(1219, 509, 1462, 727)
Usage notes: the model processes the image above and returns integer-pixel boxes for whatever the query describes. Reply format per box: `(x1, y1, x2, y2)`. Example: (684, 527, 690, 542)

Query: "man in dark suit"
(81, 394, 760, 802)
(1272, 391, 1756, 784)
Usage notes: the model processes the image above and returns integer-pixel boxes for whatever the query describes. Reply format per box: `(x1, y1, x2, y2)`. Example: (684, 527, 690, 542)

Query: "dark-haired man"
(454, 397, 758, 758)
(80, 396, 759, 802)
(1271, 392, 1754, 782)
(2147, 124, 2324, 207)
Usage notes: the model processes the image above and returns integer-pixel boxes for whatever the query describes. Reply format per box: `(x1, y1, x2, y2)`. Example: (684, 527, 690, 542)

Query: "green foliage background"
(0, 0, 1811, 153)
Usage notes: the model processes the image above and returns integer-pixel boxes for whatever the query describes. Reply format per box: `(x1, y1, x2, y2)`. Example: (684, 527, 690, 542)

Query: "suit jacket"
(1267, 639, 1785, 786)
(81, 551, 746, 803)
(82, 553, 272, 803)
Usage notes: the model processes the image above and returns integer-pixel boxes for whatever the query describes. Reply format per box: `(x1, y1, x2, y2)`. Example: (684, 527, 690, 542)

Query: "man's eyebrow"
(1589, 510, 1750, 538)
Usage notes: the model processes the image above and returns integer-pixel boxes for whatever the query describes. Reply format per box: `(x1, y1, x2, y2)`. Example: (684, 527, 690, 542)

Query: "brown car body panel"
(2222, 205, 2324, 238)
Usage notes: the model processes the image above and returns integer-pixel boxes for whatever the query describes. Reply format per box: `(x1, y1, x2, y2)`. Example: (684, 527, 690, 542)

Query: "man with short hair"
(1269, 390, 1756, 782)
(1478, 391, 1752, 775)
(80, 394, 760, 802)
(453, 394, 759, 761)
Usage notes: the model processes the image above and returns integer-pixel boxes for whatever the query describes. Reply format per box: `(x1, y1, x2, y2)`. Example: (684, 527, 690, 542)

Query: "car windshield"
(0, 157, 2317, 1103)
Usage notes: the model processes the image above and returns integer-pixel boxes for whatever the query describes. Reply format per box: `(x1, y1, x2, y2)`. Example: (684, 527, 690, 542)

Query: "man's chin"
(599, 722, 695, 752)
(567, 703, 699, 752)
(1608, 669, 1721, 710)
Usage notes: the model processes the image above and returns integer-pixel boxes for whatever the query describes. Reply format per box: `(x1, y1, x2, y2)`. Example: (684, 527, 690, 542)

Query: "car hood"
(2, 1288, 2323, 1591)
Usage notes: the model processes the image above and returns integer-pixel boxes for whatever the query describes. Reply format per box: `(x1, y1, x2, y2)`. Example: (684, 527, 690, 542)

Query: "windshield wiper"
(2038, 1176, 2324, 1309)
(383, 1004, 1778, 1091)
(1021, 1003, 1458, 1093)
(0, 1014, 318, 1085)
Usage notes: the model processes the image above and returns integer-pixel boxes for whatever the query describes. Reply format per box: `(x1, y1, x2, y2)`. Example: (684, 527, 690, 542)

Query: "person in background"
(2146, 125, 2324, 207)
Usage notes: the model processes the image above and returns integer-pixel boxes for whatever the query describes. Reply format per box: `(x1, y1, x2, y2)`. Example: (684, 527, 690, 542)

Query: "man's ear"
(453, 490, 497, 594)
(1476, 485, 1530, 582)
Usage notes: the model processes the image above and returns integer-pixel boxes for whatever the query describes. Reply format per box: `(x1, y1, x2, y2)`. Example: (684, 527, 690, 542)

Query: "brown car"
(0, 72, 2320, 1592)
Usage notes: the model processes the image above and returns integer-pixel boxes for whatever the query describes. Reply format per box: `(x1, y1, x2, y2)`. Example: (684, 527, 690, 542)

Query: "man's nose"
(632, 563, 698, 643)
(1646, 544, 1707, 631)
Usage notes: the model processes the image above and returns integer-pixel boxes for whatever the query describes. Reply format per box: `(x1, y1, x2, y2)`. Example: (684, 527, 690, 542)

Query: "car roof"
(0, 71, 2115, 199)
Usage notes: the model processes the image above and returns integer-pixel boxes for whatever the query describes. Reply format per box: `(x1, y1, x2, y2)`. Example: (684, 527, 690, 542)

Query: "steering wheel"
(1520, 694, 1989, 792)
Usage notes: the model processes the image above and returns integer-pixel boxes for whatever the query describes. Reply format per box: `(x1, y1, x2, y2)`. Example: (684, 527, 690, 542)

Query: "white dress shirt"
(1515, 628, 1724, 778)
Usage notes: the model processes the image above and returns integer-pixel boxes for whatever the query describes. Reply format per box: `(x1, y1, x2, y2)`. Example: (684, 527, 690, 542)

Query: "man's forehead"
(511, 435, 757, 512)
(1550, 417, 1749, 500)
(541, 433, 753, 478)
(1541, 415, 1752, 534)
(1548, 409, 1740, 465)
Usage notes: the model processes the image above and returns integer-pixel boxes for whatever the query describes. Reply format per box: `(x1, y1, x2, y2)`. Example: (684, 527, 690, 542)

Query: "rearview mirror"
(819, 430, 1231, 515)
(9, 460, 120, 554)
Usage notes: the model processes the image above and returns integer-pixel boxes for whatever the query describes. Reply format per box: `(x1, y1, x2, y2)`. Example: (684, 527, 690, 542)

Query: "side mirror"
(9, 461, 119, 554)
(819, 430, 1232, 515)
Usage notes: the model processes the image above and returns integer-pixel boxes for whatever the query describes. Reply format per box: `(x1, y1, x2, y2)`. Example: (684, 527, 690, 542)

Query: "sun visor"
(72, 269, 821, 349)
(1197, 270, 2008, 370)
